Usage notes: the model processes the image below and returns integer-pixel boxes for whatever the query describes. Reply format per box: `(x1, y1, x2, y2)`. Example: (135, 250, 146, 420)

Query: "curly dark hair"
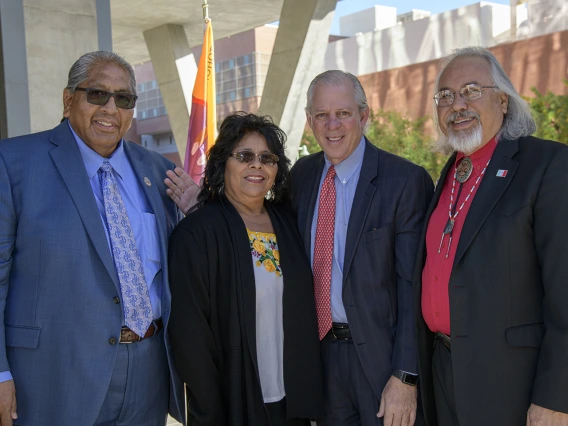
(195, 112, 291, 209)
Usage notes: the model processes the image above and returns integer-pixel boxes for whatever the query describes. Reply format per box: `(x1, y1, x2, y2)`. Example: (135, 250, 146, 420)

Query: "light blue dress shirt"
(310, 136, 365, 323)
(69, 124, 163, 321)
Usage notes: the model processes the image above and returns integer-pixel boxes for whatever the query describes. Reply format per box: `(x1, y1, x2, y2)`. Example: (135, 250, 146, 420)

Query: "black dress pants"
(266, 398, 310, 426)
(432, 339, 460, 426)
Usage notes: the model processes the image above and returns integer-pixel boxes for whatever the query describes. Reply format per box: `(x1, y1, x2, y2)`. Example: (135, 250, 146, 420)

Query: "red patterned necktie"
(313, 165, 336, 340)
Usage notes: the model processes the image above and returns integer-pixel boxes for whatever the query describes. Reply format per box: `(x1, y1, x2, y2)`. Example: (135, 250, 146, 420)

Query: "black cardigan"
(168, 196, 324, 426)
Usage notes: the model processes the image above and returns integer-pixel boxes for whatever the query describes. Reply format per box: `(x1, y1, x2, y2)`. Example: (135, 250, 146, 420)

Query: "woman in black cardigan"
(168, 112, 324, 426)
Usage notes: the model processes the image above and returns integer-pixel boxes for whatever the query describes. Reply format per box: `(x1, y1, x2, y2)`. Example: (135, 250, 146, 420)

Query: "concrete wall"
(23, 0, 99, 132)
(325, 2, 501, 77)
(325, 0, 566, 79)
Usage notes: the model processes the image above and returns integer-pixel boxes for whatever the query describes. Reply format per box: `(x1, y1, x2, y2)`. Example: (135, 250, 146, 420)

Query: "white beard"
(447, 121, 483, 155)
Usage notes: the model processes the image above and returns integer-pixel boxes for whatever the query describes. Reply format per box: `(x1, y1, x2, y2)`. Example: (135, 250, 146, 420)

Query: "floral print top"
(247, 229, 282, 277)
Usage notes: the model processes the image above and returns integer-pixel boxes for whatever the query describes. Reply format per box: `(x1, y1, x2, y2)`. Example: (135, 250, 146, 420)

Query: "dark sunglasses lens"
(115, 93, 136, 109)
(259, 155, 278, 165)
(86, 89, 110, 106)
(236, 152, 256, 163)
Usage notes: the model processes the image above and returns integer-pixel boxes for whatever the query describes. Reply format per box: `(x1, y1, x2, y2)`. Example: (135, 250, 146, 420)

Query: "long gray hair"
(66, 51, 136, 94)
(432, 46, 536, 154)
(305, 70, 368, 114)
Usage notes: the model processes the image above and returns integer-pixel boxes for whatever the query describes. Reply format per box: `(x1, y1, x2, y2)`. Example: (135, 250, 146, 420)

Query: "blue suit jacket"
(0, 122, 185, 425)
(290, 138, 433, 398)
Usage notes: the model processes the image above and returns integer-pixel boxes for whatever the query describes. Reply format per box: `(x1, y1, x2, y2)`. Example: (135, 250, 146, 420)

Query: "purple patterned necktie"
(100, 160, 152, 337)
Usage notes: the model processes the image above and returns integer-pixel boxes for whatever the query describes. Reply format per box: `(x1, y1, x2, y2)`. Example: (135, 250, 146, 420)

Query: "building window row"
(136, 79, 167, 120)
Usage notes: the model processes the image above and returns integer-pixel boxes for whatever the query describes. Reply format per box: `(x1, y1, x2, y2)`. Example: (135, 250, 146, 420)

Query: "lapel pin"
(144, 177, 152, 187)
(496, 170, 508, 178)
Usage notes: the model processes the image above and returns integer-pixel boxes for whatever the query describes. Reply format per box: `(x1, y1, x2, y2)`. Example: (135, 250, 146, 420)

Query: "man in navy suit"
(290, 70, 433, 426)
(0, 51, 188, 425)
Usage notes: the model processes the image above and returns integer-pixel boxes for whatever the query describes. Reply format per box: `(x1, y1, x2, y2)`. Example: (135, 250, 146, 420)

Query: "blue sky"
(331, 0, 510, 34)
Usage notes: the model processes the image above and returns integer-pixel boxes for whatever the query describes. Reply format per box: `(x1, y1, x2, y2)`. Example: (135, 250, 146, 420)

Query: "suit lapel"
(299, 154, 325, 257)
(343, 140, 378, 280)
(453, 139, 519, 266)
(48, 123, 119, 289)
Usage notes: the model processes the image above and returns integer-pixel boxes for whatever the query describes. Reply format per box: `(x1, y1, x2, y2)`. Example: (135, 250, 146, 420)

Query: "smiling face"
(306, 79, 369, 165)
(224, 132, 278, 209)
(63, 63, 134, 158)
(437, 57, 508, 154)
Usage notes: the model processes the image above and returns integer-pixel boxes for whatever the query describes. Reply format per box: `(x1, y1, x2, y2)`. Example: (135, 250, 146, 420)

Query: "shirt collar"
(68, 122, 128, 180)
(324, 135, 366, 184)
(456, 135, 498, 166)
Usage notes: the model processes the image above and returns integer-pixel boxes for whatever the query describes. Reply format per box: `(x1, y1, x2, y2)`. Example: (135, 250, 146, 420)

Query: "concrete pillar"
(0, 0, 30, 138)
(510, 0, 517, 40)
(24, 0, 99, 133)
(96, 0, 112, 52)
(144, 24, 197, 165)
(258, 0, 338, 161)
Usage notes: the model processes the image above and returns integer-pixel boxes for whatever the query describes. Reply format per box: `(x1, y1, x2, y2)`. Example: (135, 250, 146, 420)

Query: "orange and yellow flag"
(184, 20, 216, 184)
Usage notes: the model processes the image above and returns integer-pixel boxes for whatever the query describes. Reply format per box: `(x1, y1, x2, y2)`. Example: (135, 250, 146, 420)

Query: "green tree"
(365, 109, 445, 179)
(526, 81, 568, 144)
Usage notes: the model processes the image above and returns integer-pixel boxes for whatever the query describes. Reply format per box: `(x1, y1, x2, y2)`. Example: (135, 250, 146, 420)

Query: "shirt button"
(113, 296, 120, 304)
(434, 276, 438, 282)
(435, 312, 440, 317)
(109, 337, 117, 345)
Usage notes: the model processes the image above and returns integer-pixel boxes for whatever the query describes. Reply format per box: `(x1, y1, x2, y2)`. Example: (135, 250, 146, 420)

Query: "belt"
(120, 318, 163, 344)
(331, 323, 352, 340)
(435, 332, 451, 351)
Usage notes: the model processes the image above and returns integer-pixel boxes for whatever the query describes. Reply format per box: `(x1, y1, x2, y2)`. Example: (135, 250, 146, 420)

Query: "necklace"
(437, 157, 490, 258)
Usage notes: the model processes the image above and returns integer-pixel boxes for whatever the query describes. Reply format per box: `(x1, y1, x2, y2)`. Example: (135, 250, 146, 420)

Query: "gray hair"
(65, 51, 136, 94)
(432, 46, 536, 154)
(305, 70, 368, 114)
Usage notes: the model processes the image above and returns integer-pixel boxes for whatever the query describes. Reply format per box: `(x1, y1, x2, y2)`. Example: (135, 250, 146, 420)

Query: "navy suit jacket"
(290, 138, 433, 399)
(0, 122, 184, 425)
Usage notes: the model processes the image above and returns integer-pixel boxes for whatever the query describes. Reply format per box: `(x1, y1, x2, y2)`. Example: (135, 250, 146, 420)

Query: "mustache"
(446, 110, 480, 126)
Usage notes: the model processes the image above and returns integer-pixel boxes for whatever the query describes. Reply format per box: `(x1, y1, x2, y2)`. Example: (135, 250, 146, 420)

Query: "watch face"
(393, 370, 418, 386)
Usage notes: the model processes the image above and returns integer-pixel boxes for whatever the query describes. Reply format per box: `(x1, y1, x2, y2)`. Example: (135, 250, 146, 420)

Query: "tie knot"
(326, 165, 336, 180)
(100, 160, 112, 173)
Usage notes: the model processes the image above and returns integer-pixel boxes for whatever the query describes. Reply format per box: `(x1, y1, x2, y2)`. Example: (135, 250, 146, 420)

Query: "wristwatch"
(392, 370, 418, 386)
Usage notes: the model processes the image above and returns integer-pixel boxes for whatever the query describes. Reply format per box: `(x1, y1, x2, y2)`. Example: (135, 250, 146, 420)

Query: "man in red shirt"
(415, 46, 568, 426)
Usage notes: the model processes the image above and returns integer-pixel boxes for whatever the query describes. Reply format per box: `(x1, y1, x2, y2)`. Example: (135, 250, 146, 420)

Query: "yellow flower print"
(253, 239, 266, 254)
(273, 250, 280, 261)
(263, 259, 276, 273)
(256, 260, 261, 267)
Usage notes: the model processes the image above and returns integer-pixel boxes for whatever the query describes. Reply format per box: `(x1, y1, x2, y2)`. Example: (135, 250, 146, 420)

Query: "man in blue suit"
(290, 71, 433, 426)
(0, 51, 186, 425)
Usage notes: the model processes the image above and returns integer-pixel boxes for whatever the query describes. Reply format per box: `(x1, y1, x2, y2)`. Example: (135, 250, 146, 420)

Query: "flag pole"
(203, 0, 210, 23)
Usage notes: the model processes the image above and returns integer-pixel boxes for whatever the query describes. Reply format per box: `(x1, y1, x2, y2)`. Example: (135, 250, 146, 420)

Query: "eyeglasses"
(433, 84, 498, 107)
(230, 151, 279, 166)
(75, 88, 138, 109)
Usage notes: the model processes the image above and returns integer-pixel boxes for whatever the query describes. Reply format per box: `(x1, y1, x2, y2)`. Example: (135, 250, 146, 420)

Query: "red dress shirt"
(421, 137, 497, 335)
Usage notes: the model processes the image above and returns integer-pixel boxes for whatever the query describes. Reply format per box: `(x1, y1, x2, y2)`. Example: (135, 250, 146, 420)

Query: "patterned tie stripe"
(100, 161, 152, 337)
(313, 165, 336, 340)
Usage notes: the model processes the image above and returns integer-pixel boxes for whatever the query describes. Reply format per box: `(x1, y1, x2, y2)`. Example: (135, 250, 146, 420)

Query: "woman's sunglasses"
(230, 151, 279, 166)
(75, 88, 138, 110)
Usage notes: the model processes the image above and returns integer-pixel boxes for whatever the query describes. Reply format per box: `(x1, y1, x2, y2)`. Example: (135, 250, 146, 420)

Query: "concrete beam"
(144, 24, 196, 165)
(0, 0, 31, 138)
(96, 0, 112, 51)
(258, 0, 338, 161)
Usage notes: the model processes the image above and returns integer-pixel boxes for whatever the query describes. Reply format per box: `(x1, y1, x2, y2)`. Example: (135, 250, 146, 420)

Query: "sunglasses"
(230, 151, 280, 166)
(75, 88, 138, 109)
